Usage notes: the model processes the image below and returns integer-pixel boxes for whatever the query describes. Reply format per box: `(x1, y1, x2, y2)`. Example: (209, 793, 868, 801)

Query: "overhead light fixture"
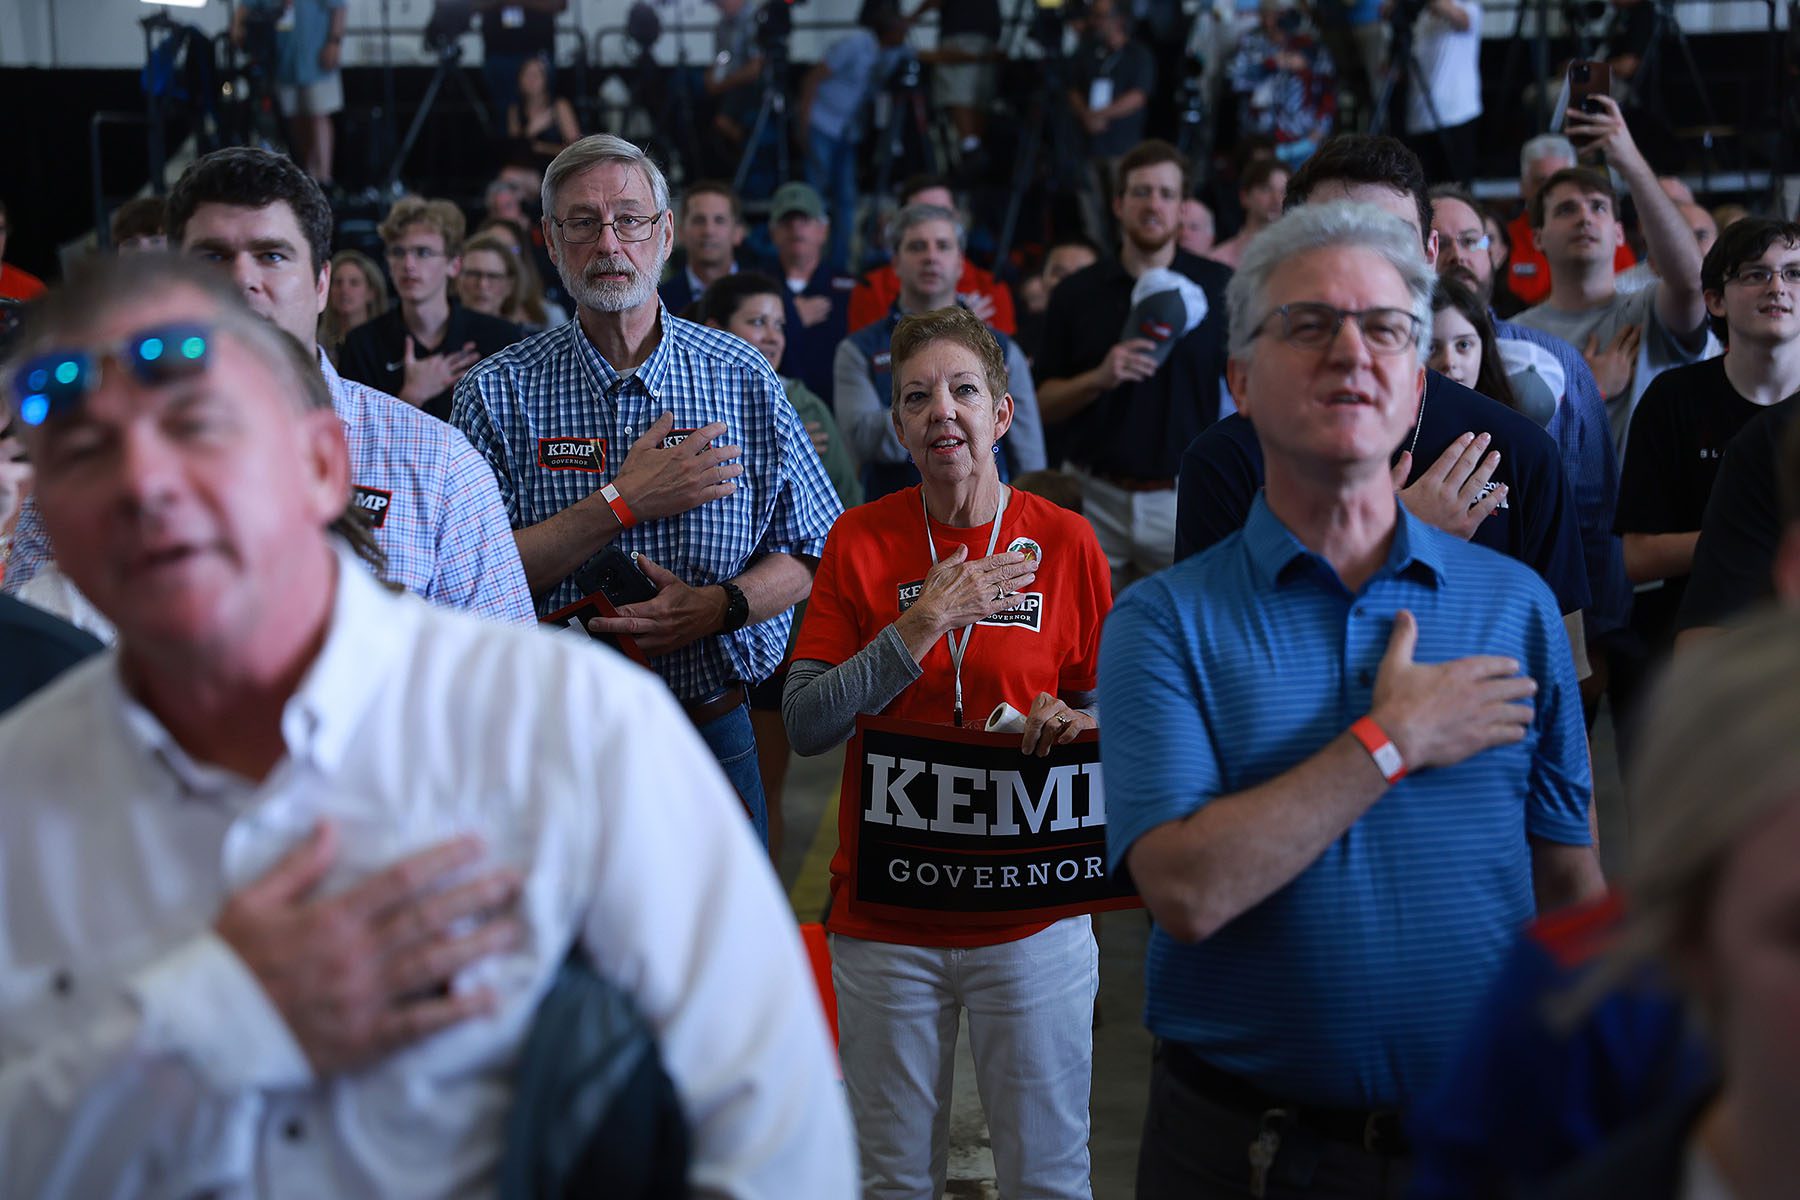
(140, 0, 209, 8)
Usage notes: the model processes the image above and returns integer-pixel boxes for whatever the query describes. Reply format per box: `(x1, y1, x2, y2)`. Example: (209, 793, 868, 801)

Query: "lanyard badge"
(921, 487, 1009, 727)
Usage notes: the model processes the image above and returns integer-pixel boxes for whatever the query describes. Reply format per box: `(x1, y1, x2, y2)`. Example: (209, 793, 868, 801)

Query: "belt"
(1087, 469, 1175, 492)
(1160, 1042, 1410, 1157)
(681, 683, 748, 727)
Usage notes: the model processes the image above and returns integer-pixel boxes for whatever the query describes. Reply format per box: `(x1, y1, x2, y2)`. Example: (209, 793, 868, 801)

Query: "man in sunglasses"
(451, 134, 842, 848)
(2, 147, 533, 626)
(1099, 204, 1604, 1199)
(0, 252, 856, 1196)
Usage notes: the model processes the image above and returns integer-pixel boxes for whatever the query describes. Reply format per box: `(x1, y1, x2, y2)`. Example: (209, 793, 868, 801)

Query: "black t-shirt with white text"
(1615, 357, 1780, 644)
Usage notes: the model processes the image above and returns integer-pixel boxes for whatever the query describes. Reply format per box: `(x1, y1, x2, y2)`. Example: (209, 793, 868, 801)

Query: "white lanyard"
(921, 486, 1008, 727)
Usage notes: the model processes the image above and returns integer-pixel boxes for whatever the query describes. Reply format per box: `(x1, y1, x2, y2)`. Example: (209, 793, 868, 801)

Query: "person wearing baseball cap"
(768, 181, 858, 405)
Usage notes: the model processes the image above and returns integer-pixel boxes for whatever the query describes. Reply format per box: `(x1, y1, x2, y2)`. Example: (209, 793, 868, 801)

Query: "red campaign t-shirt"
(794, 485, 1112, 947)
(847, 262, 1017, 336)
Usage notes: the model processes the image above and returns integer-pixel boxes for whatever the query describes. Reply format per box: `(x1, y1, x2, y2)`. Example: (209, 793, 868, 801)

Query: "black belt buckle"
(1361, 1110, 1406, 1157)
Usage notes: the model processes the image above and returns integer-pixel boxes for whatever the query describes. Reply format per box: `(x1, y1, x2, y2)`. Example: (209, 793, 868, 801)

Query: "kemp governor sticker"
(538, 436, 607, 473)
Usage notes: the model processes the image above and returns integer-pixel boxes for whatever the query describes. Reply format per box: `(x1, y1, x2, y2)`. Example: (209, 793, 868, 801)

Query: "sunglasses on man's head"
(10, 323, 213, 426)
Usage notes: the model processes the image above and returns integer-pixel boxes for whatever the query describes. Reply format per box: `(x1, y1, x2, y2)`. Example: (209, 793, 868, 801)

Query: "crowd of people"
(1, 13, 1799, 1197)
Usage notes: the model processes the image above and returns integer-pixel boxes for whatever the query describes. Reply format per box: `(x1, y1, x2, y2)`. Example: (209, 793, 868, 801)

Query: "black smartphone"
(574, 543, 659, 608)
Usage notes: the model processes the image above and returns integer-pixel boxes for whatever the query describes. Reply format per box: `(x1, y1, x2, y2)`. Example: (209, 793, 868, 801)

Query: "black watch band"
(718, 581, 750, 633)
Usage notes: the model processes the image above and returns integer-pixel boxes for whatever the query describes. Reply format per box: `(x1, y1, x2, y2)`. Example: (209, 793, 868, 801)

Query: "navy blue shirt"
(0, 595, 102, 716)
(1035, 250, 1233, 481)
(1176, 371, 1592, 616)
(779, 262, 857, 407)
(1100, 495, 1592, 1109)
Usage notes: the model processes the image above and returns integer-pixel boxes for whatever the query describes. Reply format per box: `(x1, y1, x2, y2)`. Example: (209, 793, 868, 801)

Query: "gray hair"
(1224, 202, 1435, 365)
(1521, 134, 1577, 173)
(542, 134, 671, 222)
(887, 202, 965, 257)
(1565, 609, 1800, 1033)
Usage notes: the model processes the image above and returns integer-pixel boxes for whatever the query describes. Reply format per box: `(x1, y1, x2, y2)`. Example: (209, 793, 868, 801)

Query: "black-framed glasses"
(549, 211, 665, 244)
(1252, 302, 1422, 355)
(9, 323, 212, 426)
(1726, 265, 1800, 288)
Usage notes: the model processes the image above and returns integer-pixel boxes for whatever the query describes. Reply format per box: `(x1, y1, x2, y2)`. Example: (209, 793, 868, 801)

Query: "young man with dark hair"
(109, 196, 168, 254)
(1613, 220, 1800, 649)
(1513, 98, 1711, 456)
(3, 146, 533, 626)
(1178, 133, 1594, 665)
(340, 197, 522, 420)
(1036, 139, 1232, 590)
(658, 180, 744, 315)
(847, 174, 1017, 334)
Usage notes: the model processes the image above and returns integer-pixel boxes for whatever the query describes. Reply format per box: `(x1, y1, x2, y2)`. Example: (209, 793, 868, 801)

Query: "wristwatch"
(718, 580, 750, 633)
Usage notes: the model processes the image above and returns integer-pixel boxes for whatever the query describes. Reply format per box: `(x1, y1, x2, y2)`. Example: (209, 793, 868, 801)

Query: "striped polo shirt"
(1099, 494, 1591, 1110)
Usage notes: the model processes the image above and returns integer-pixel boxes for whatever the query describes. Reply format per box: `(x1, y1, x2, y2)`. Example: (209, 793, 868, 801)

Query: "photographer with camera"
(231, 0, 348, 185)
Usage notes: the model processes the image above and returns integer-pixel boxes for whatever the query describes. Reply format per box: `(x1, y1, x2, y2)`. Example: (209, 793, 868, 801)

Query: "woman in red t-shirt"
(784, 307, 1112, 1199)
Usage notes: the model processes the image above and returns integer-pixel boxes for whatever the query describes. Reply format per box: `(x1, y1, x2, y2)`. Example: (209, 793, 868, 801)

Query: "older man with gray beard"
(451, 134, 843, 848)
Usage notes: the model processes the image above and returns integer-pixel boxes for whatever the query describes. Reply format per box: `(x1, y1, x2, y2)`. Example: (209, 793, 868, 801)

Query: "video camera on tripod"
(755, 0, 805, 53)
(423, 0, 476, 57)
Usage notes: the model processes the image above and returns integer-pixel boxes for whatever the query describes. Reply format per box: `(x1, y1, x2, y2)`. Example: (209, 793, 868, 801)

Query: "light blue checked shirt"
(3, 353, 535, 627)
(450, 311, 844, 701)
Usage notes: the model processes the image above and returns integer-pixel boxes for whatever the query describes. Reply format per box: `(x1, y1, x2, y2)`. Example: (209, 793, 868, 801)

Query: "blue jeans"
(805, 128, 857, 274)
(696, 701, 768, 848)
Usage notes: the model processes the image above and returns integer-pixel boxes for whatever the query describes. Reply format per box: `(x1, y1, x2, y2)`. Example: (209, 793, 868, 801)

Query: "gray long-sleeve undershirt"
(782, 625, 922, 756)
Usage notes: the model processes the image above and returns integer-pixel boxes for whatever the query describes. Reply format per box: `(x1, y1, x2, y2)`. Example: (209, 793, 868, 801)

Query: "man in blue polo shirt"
(1100, 203, 1604, 1198)
(1177, 134, 1593, 667)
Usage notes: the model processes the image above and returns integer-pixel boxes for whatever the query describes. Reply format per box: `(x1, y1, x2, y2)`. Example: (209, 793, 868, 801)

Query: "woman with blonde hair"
(472, 215, 568, 330)
(455, 232, 524, 324)
(319, 248, 387, 362)
(1545, 609, 1800, 1198)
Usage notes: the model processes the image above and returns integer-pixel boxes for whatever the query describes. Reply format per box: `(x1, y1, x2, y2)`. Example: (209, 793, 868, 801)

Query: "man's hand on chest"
(610, 411, 744, 522)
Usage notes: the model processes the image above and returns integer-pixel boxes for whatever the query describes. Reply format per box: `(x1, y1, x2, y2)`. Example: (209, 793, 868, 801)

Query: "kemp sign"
(842, 716, 1141, 925)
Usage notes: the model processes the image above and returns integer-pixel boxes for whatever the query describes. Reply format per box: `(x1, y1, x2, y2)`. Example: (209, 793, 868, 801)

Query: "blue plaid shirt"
(1494, 319, 1631, 637)
(450, 311, 843, 700)
(4, 354, 535, 628)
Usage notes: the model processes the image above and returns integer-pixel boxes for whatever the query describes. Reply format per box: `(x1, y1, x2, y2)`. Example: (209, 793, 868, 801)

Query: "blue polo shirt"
(1099, 495, 1592, 1110)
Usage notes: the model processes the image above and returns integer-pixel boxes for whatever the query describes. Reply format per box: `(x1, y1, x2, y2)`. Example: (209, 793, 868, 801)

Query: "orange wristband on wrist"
(1350, 715, 1407, 783)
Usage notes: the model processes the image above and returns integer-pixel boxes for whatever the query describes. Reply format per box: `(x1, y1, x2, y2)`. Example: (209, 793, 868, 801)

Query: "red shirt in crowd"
(848, 261, 1016, 335)
(0, 263, 45, 302)
(794, 485, 1112, 948)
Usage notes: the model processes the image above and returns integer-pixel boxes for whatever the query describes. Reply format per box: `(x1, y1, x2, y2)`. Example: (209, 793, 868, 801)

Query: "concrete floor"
(773, 711, 1630, 1200)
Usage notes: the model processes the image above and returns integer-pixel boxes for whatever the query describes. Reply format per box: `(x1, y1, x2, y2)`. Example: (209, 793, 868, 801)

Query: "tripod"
(866, 52, 939, 254)
(1367, 7, 1469, 184)
(383, 42, 492, 193)
(1627, 0, 1732, 186)
(994, 29, 1082, 280)
(732, 38, 792, 197)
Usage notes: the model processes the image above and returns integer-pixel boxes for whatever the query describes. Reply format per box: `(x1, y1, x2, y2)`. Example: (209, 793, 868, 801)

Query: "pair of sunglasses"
(11, 322, 213, 427)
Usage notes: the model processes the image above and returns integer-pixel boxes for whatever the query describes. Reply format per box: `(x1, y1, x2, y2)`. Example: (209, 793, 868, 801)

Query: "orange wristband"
(1350, 715, 1407, 783)
(600, 482, 636, 530)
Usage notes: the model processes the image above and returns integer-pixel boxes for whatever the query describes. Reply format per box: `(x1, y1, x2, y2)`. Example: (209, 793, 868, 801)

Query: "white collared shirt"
(0, 548, 855, 1199)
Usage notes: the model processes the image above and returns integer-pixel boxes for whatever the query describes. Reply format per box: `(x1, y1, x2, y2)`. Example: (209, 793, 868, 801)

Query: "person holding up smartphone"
(1513, 94, 1713, 459)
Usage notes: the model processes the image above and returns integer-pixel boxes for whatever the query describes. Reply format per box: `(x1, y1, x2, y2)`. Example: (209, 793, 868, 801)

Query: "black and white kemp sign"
(842, 716, 1142, 925)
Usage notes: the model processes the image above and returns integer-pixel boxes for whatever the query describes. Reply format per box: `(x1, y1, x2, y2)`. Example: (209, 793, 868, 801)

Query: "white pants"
(832, 917, 1098, 1200)
(1068, 465, 1178, 594)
